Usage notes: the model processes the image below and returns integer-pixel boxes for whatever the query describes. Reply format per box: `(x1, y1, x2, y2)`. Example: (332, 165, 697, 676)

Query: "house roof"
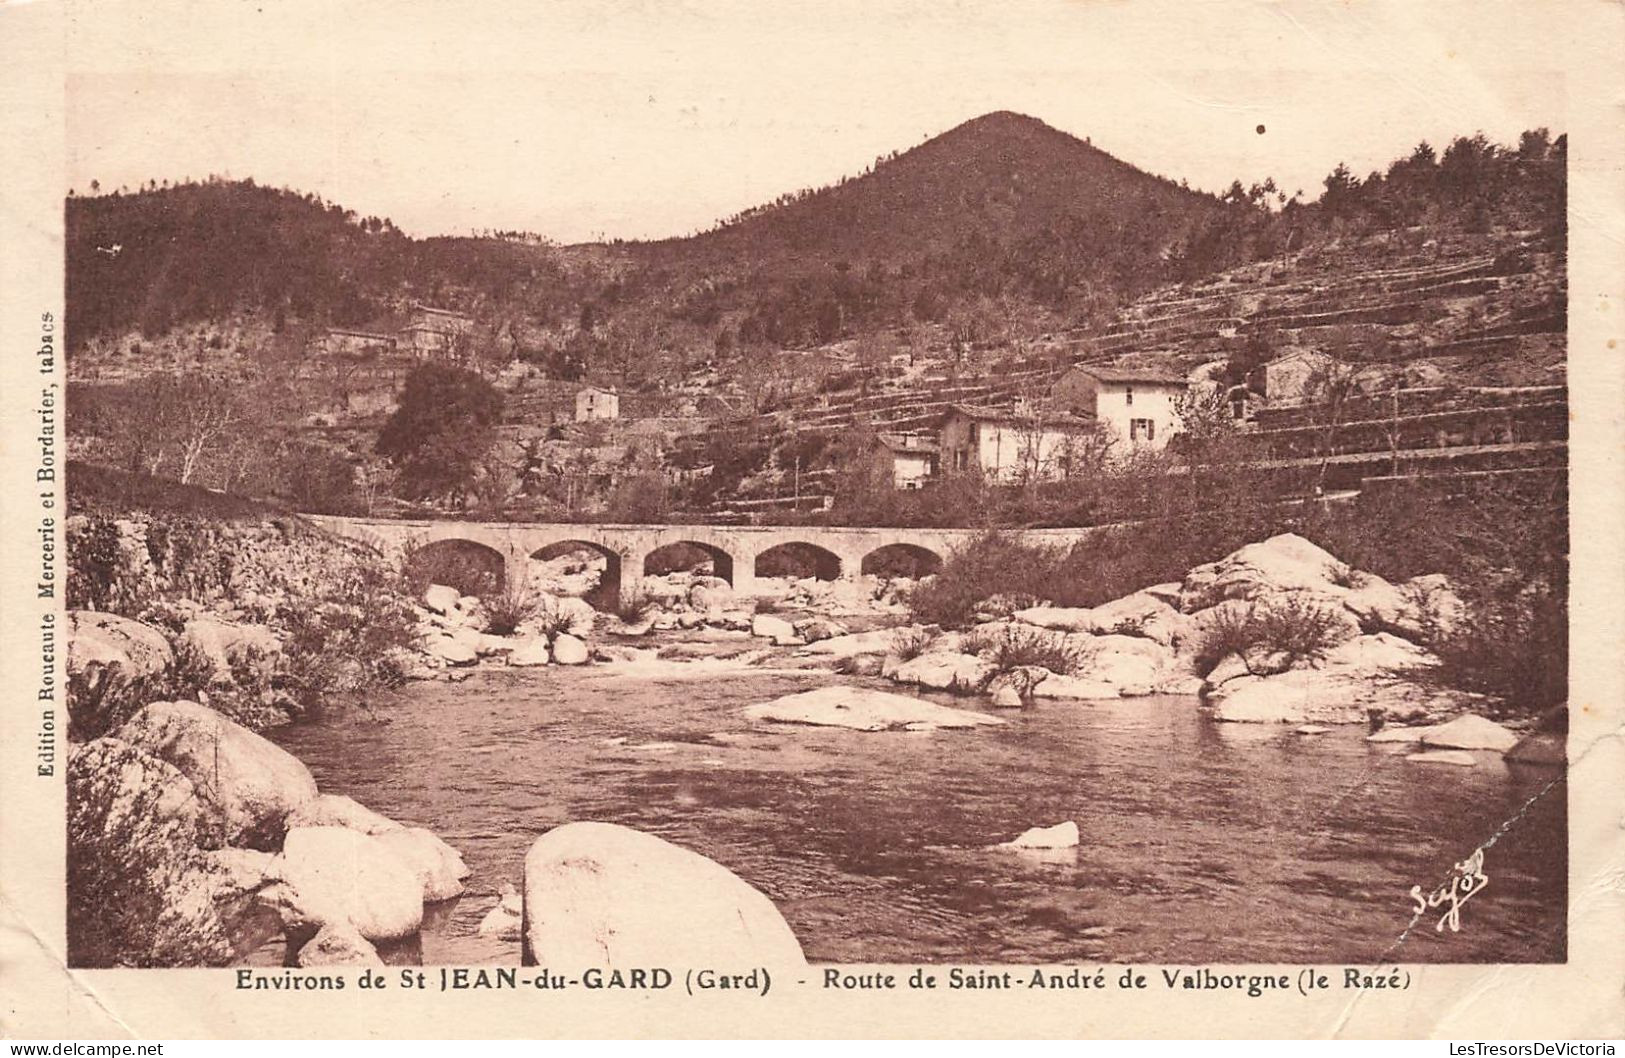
(1263, 349, 1333, 368)
(410, 303, 471, 319)
(946, 404, 1098, 430)
(1069, 365, 1188, 386)
(325, 328, 394, 341)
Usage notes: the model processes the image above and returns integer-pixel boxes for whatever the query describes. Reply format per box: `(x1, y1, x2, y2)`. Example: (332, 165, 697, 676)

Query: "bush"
(1429, 582, 1566, 717)
(609, 588, 651, 626)
(1192, 595, 1345, 675)
(888, 627, 935, 661)
(68, 742, 235, 967)
(480, 585, 538, 637)
(965, 625, 1083, 674)
(906, 533, 1064, 629)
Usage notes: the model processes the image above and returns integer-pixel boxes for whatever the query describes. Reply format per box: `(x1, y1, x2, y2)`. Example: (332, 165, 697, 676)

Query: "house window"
(954, 448, 968, 471)
(1130, 418, 1155, 442)
(1125, 386, 1134, 406)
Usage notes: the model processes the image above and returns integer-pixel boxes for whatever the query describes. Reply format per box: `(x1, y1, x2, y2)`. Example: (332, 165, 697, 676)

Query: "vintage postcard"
(1, 0, 1621, 1041)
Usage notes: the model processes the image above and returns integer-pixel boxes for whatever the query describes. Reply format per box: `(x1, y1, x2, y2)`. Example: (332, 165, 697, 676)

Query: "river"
(267, 654, 1565, 965)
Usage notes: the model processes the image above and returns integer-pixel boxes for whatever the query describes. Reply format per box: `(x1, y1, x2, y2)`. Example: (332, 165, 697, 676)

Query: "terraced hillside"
(693, 224, 1565, 513)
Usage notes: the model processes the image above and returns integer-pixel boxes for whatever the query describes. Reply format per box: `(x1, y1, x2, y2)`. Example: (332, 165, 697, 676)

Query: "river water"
(268, 653, 1565, 966)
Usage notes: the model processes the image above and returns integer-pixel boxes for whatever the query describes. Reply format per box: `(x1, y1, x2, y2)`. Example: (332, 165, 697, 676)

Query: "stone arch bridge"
(304, 515, 1102, 610)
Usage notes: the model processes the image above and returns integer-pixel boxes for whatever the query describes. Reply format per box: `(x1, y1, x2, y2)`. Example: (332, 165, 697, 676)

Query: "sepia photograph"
(7, 0, 1620, 1040)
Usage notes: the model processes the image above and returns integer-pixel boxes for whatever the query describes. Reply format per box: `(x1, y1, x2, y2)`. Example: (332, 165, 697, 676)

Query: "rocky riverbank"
(65, 515, 1560, 966)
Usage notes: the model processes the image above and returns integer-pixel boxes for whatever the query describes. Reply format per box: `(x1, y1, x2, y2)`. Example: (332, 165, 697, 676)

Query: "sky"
(63, 0, 1573, 243)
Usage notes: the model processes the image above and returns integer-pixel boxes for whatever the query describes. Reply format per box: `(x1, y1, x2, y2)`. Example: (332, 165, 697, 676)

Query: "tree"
(376, 365, 504, 505)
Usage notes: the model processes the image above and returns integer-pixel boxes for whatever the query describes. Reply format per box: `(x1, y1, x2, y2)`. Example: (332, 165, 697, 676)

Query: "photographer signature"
(1409, 847, 1489, 933)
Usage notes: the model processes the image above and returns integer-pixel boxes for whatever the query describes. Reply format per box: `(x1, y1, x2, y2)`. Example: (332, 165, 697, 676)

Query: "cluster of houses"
(316, 303, 476, 360)
(870, 363, 1192, 489)
(867, 352, 1368, 490)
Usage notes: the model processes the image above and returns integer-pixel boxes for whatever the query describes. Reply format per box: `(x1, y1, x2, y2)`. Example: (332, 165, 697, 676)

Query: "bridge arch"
(402, 537, 506, 597)
(530, 539, 624, 611)
(860, 542, 944, 579)
(641, 540, 736, 584)
(754, 541, 842, 582)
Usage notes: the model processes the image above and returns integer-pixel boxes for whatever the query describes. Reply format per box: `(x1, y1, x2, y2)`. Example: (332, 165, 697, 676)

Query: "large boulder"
(276, 826, 424, 942)
(746, 686, 1006, 732)
(178, 616, 282, 684)
(422, 631, 479, 667)
(750, 613, 799, 644)
(1398, 574, 1467, 638)
(1419, 714, 1518, 753)
(688, 577, 734, 611)
(422, 584, 460, 616)
(66, 739, 245, 966)
(66, 611, 175, 738)
(1085, 591, 1180, 638)
(1203, 639, 1462, 724)
(527, 596, 596, 640)
(286, 794, 402, 836)
(116, 701, 317, 848)
(1072, 634, 1175, 692)
(521, 822, 805, 967)
(374, 827, 470, 903)
(506, 638, 551, 667)
(1178, 534, 1351, 612)
(551, 633, 590, 665)
(891, 652, 996, 694)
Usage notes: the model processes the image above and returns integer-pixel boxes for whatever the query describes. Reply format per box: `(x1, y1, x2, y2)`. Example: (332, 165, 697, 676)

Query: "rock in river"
(521, 821, 805, 967)
(1000, 821, 1080, 849)
(891, 651, 996, 694)
(374, 826, 470, 903)
(1418, 714, 1518, 753)
(745, 686, 1006, 732)
(116, 700, 318, 848)
(276, 826, 424, 942)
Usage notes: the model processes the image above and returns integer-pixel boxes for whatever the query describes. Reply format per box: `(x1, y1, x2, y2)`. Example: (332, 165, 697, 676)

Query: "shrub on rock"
(67, 611, 175, 739)
(67, 739, 236, 967)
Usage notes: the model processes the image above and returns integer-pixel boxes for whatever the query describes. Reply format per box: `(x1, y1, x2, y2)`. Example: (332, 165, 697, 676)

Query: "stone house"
(402, 304, 474, 359)
(872, 432, 938, 489)
(575, 386, 620, 422)
(938, 404, 1103, 484)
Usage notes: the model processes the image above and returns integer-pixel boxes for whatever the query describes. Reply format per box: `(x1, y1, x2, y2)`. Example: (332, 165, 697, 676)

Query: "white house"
(575, 386, 620, 422)
(1048, 365, 1189, 454)
(938, 405, 1103, 484)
